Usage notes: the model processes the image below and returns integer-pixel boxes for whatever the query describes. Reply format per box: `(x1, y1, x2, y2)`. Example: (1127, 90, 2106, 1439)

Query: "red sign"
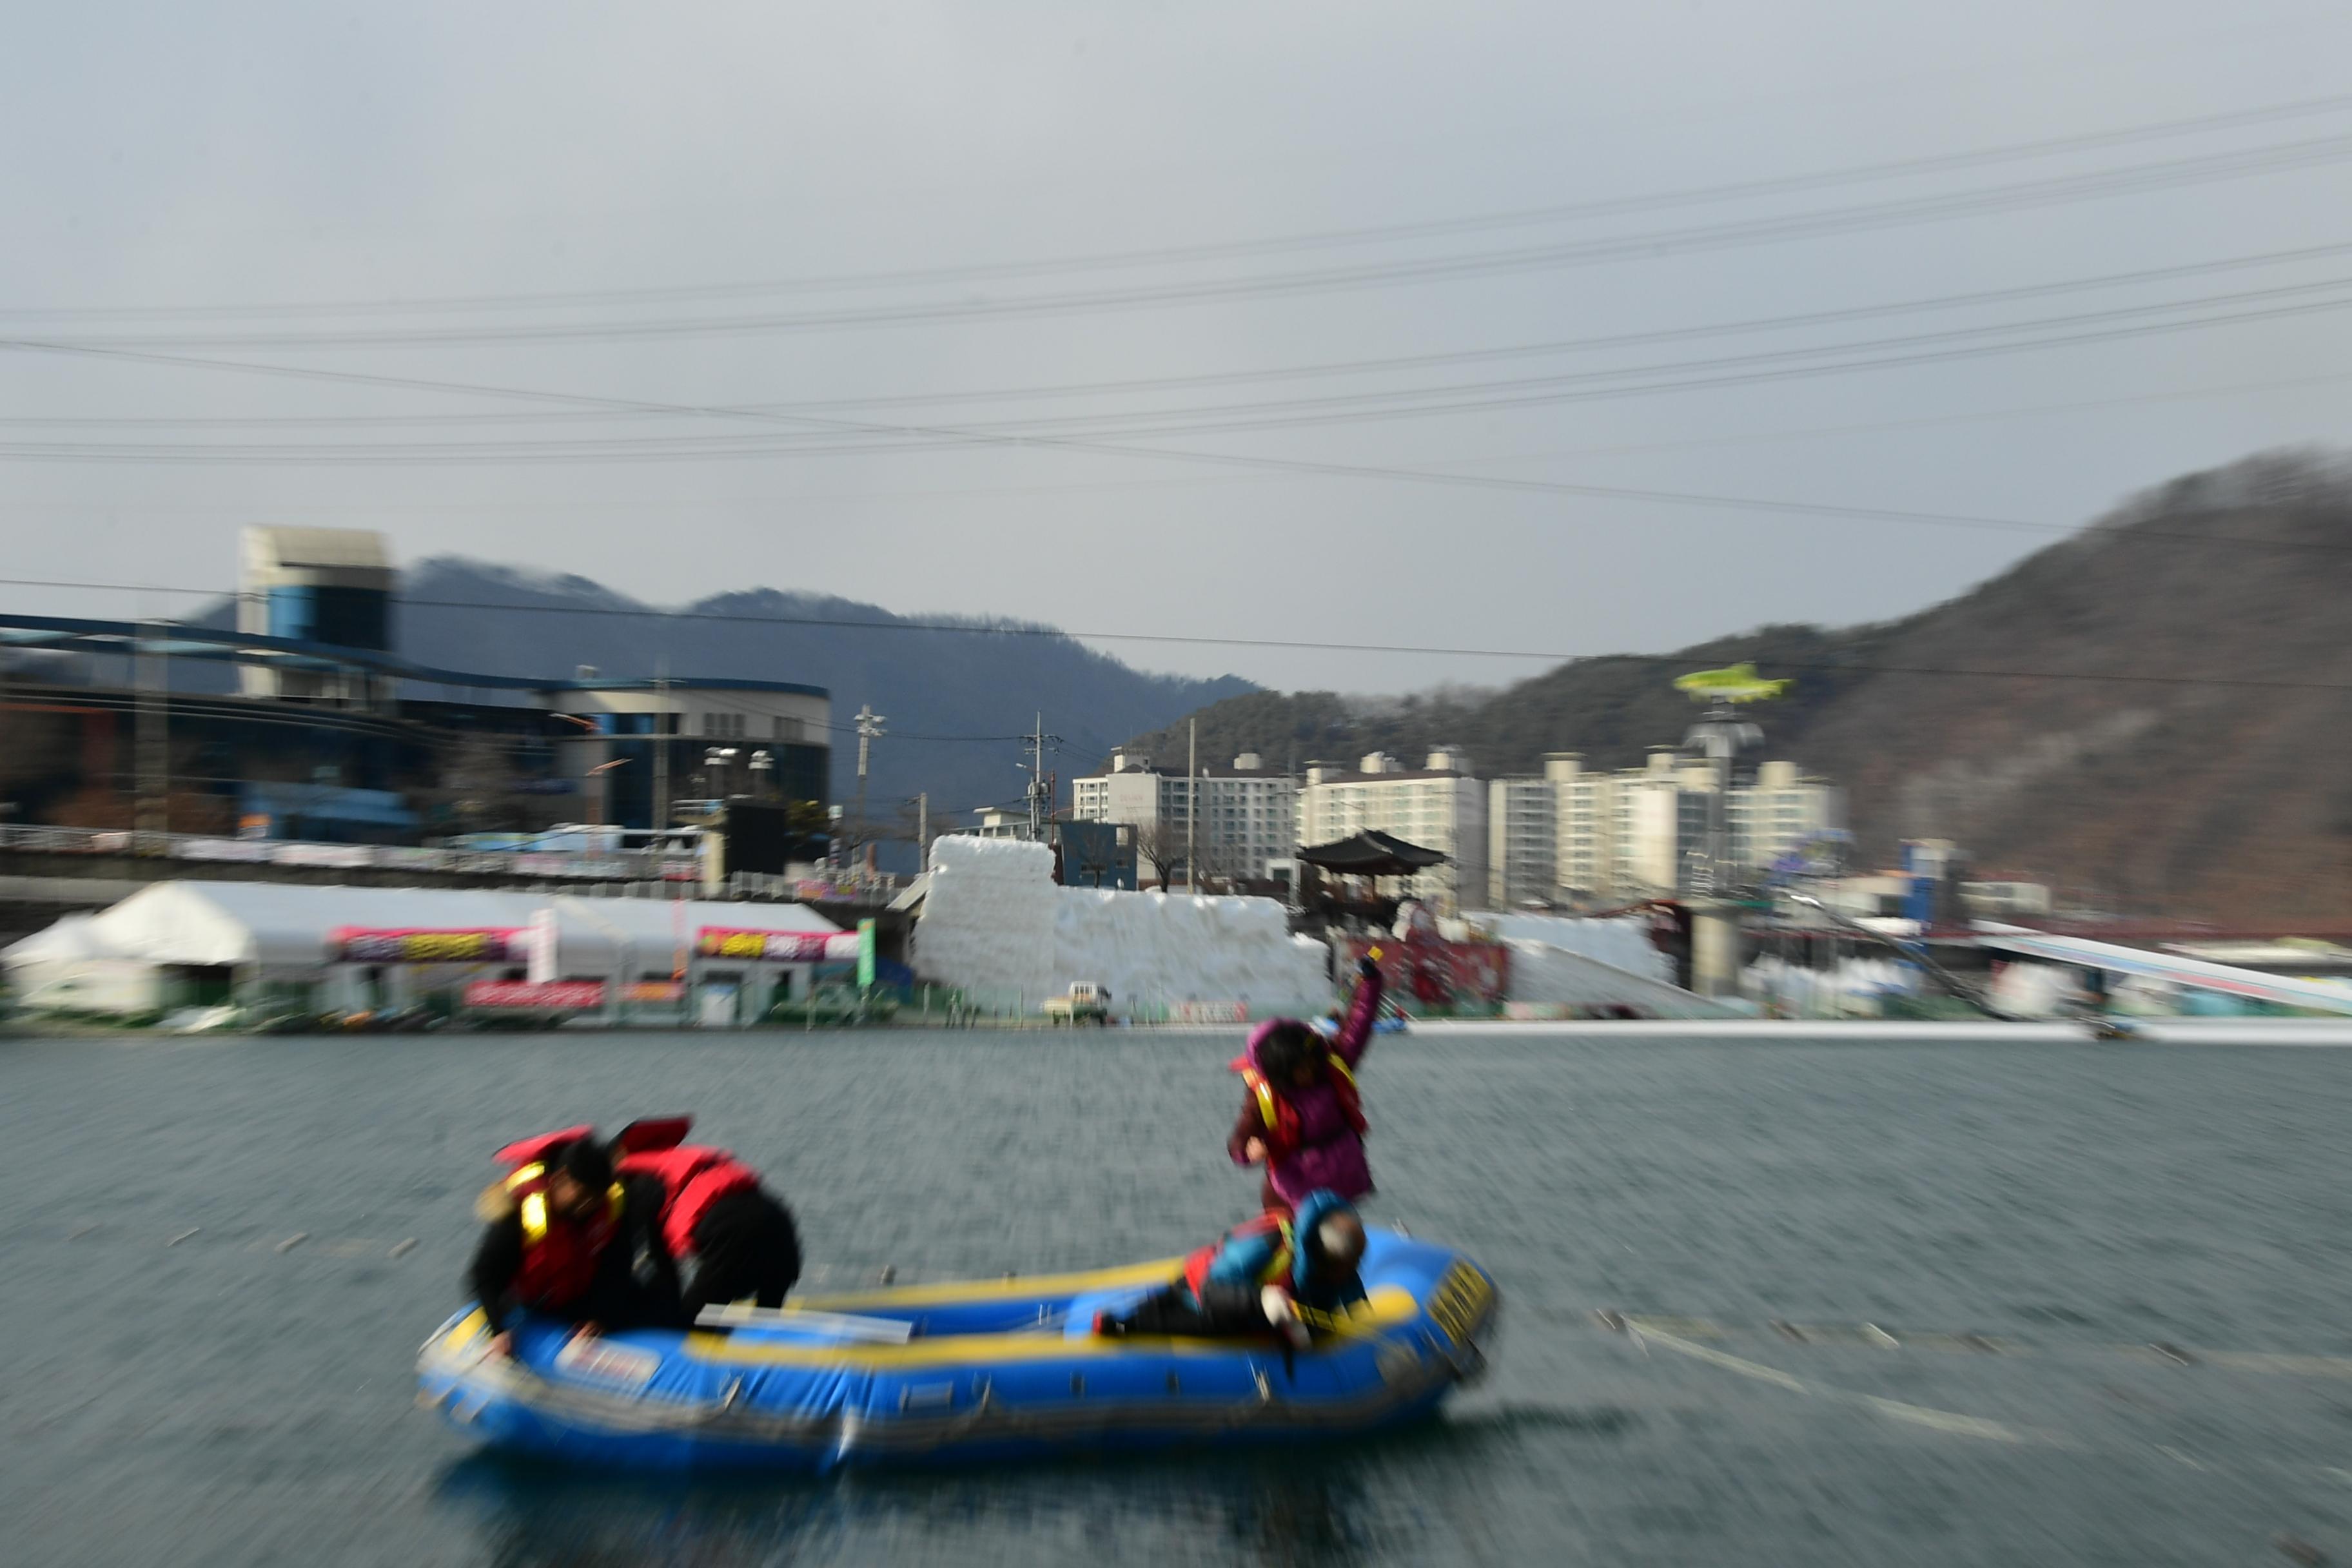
(696, 926, 841, 962)
(463, 980, 606, 1010)
(332, 926, 523, 963)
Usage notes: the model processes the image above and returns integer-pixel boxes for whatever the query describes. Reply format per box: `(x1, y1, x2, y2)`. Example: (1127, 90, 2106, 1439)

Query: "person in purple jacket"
(1227, 951, 1386, 1215)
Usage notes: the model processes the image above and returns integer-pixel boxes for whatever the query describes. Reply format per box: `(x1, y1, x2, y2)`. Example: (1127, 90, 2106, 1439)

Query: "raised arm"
(1331, 952, 1386, 1066)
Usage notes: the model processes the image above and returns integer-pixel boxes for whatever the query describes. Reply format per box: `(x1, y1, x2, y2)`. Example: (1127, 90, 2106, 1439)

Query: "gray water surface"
(6, 1029, 2351, 1566)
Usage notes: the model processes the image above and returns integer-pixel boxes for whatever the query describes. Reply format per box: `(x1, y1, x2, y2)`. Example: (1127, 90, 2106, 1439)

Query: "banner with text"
(462, 979, 607, 1010)
(330, 926, 525, 964)
(696, 927, 858, 963)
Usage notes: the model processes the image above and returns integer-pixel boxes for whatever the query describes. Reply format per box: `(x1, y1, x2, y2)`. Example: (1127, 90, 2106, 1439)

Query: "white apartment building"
(1296, 749, 1487, 913)
(1508, 751, 1843, 907)
(966, 805, 1032, 841)
(1488, 757, 1575, 909)
(1725, 759, 1845, 881)
(1069, 750, 1297, 885)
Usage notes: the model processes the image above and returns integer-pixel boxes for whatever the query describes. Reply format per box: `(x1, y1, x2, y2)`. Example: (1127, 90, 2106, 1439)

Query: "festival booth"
(1297, 829, 1449, 881)
(1297, 830, 1447, 928)
(1297, 832, 1497, 1012)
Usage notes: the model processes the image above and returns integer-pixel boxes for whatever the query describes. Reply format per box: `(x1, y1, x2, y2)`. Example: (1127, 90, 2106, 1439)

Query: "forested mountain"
(390, 560, 1254, 825)
(1125, 453, 2352, 922)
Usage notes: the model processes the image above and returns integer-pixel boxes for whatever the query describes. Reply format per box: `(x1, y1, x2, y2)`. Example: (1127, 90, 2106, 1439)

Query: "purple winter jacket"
(1228, 964, 1383, 1209)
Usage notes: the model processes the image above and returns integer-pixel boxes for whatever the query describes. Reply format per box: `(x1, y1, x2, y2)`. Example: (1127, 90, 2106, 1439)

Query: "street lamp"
(586, 756, 629, 827)
(703, 746, 739, 801)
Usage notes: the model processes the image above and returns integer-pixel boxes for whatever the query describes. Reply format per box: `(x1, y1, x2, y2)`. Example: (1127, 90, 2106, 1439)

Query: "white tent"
(3, 881, 845, 1013)
(5, 912, 106, 967)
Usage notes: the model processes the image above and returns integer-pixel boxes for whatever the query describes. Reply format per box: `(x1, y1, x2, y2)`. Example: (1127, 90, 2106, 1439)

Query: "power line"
(22, 132, 2352, 352)
(786, 274, 2352, 444)
(8, 315, 2352, 571)
(12, 267, 2352, 468)
(12, 237, 2352, 431)
(0, 361, 2349, 508)
(6, 574, 2352, 691)
(10, 93, 2352, 324)
(8, 278, 2352, 465)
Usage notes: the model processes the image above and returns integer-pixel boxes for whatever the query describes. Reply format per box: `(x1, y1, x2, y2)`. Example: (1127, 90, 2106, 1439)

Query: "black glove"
(1358, 955, 1381, 981)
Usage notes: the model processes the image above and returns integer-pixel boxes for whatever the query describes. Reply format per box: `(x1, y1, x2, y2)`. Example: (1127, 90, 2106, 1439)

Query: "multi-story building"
(1487, 755, 1579, 909)
(1068, 750, 1297, 887)
(1, 526, 833, 840)
(1296, 749, 1487, 912)
(1496, 750, 1842, 907)
(966, 805, 1032, 840)
(1724, 759, 1844, 882)
(237, 526, 397, 703)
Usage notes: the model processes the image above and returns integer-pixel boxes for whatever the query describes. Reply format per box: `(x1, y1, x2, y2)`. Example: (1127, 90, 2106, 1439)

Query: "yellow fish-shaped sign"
(1672, 663, 1791, 703)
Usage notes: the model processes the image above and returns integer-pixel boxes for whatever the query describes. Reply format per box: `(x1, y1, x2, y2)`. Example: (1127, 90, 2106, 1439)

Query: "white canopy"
(3, 912, 106, 965)
(1, 881, 842, 979)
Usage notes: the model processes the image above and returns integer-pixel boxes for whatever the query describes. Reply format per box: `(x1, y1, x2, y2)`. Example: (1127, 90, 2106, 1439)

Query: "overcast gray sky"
(5, 0, 2351, 692)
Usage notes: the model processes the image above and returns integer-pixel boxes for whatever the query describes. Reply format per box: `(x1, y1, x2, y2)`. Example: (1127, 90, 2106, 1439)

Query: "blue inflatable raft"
(416, 1228, 1496, 1471)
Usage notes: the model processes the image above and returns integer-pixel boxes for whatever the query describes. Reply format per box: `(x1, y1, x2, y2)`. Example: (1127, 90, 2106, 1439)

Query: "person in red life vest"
(1228, 952, 1386, 1213)
(609, 1116, 803, 1318)
(467, 1128, 681, 1357)
(1095, 1190, 1367, 1344)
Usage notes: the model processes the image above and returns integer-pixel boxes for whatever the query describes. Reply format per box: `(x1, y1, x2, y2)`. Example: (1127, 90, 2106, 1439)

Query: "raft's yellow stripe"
(680, 1285, 1422, 1369)
(786, 1257, 1186, 1313)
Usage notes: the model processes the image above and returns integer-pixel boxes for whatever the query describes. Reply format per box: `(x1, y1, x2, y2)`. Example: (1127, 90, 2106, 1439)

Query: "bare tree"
(1134, 818, 1186, 890)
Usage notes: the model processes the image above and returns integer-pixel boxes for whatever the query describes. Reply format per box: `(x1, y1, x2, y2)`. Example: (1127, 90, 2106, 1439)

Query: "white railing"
(0, 820, 905, 901)
(724, 869, 903, 903)
(0, 821, 701, 884)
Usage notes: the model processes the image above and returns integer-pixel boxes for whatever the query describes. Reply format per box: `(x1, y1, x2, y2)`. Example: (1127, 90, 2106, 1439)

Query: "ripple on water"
(5, 1029, 2352, 1565)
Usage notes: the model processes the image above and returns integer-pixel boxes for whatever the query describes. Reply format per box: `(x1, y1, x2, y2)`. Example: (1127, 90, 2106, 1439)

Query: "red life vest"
(1180, 1211, 1295, 1299)
(1233, 1053, 1367, 1160)
(611, 1115, 760, 1261)
(488, 1126, 627, 1312)
(493, 1124, 599, 1171)
(498, 1159, 625, 1311)
(616, 1144, 759, 1260)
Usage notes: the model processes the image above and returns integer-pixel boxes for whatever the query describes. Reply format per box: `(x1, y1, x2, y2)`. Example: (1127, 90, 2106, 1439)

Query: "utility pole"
(1029, 713, 1044, 840)
(1186, 717, 1197, 893)
(1019, 712, 1061, 843)
(854, 704, 887, 865)
(135, 618, 168, 847)
(651, 658, 671, 832)
(913, 792, 928, 868)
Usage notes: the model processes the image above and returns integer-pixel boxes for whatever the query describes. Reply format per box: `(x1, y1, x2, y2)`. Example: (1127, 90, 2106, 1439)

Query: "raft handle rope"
(693, 1303, 915, 1343)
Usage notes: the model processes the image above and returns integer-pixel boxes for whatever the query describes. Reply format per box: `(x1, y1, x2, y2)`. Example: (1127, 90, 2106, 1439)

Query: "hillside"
(179, 561, 1250, 841)
(1125, 453, 2352, 923)
(390, 560, 1253, 828)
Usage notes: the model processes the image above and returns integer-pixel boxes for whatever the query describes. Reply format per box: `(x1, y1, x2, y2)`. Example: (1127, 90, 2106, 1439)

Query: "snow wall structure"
(913, 836, 1333, 1018)
(1473, 912, 1675, 985)
(1507, 940, 1741, 1019)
